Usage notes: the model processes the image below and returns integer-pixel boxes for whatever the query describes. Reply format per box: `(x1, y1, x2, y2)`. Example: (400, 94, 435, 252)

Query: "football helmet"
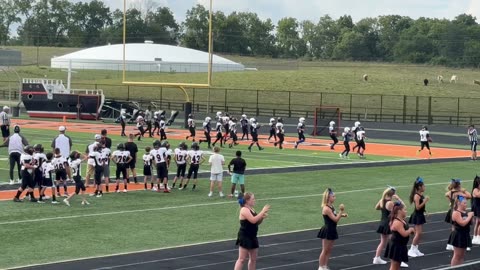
(24, 145, 34, 155)
(191, 142, 199, 150)
(269, 118, 275, 122)
(216, 111, 222, 117)
(241, 114, 247, 119)
(153, 140, 161, 148)
(205, 116, 211, 122)
(329, 121, 335, 126)
(344, 127, 350, 132)
(277, 117, 283, 123)
(14, 125, 20, 133)
(33, 144, 43, 152)
(249, 118, 256, 123)
(299, 117, 305, 123)
(354, 121, 361, 127)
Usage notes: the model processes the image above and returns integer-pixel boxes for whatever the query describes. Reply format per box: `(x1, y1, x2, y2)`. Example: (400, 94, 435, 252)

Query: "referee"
(0, 106, 11, 142)
(468, 125, 477, 160)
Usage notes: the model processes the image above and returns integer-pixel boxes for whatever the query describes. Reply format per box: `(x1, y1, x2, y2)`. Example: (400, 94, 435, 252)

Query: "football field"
(0, 119, 475, 269)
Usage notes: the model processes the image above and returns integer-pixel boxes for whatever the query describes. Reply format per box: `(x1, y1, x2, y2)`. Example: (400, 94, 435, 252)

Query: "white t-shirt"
(209, 153, 225, 174)
(52, 134, 72, 158)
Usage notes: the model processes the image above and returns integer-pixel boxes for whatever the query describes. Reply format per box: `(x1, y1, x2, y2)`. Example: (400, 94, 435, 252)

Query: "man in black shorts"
(125, 134, 139, 183)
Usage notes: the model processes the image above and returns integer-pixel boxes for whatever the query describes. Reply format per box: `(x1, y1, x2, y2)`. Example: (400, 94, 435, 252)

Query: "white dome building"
(51, 43, 245, 73)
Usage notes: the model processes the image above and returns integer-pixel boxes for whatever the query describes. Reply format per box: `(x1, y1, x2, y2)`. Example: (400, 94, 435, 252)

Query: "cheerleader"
(373, 187, 404, 265)
(471, 175, 480, 244)
(384, 202, 415, 270)
(408, 177, 429, 257)
(449, 195, 474, 266)
(317, 188, 347, 270)
(445, 179, 471, 250)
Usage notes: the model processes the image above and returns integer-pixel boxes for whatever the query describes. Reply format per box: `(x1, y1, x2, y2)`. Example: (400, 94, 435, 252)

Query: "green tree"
(68, 0, 112, 47)
(17, 0, 73, 46)
(181, 4, 209, 51)
(145, 6, 179, 45)
(316, 15, 341, 59)
(237, 12, 275, 56)
(276, 17, 305, 58)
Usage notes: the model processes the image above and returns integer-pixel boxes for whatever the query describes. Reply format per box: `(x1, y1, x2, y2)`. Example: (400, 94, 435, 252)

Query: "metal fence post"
(457, 97, 460, 126)
(428, 96, 432, 125)
(403, 95, 407, 124)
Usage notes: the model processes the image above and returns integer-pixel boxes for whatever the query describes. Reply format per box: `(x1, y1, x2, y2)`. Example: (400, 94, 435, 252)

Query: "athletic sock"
(15, 190, 21, 198)
(115, 185, 119, 191)
(144, 183, 147, 189)
(172, 183, 176, 188)
(52, 194, 56, 201)
(150, 183, 154, 189)
(134, 177, 137, 183)
(124, 184, 127, 190)
(106, 185, 109, 192)
(192, 184, 196, 190)
(56, 186, 60, 193)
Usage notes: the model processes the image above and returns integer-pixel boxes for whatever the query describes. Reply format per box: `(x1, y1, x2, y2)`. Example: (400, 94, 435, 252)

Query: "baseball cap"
(94, 134, 101, 140)
(58, 126, 66, 131)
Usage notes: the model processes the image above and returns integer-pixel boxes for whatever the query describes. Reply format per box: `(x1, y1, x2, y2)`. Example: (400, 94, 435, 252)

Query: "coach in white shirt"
(2, 125, 28, 184)
(0, 106, 11, 142)
(208, 146, 225, 197)
(51, 126, 72, 159)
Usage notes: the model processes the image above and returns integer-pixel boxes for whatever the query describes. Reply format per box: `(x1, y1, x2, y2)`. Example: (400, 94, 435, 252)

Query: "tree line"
(1, 0, 480, 67)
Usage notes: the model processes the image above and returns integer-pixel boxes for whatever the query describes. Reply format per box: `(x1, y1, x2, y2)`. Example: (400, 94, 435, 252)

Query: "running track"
(11, 213, 480, 270)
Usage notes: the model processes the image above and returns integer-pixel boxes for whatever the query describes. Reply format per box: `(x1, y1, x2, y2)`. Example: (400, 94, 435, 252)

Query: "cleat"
(30, 198, 38, 203)
(81, 201, 90, 205)
(16, 179, 21, 183)
(163, 189, 170, 193)
(43, 195, 51, 200)
(51, 200, 59, 204)
(339, 153, 343, 159)
(123, 189, 127, 193)
(37, 200, 45, 204)
(248, 147, 251, 152)
(259, 147, 264, 151)
(96, 194, 103, 198)
(9, 180, 14, 185)
(467, 247, 471, 252)
(208, 192, 213, 197)
(13, 197, 22, 202)
(63, 199, 70, 206)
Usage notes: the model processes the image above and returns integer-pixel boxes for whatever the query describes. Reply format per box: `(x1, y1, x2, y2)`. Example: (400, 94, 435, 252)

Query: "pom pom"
(339, 204, 345, 211)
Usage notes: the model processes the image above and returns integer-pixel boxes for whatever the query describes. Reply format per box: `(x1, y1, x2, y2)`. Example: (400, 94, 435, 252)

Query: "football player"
(185, 114, 196, 142)
(63, 150, 90, 206)
(134, 113, 146, 141)
(329, 121, 338, 150)
(352, 121, 361, 152)
(240, 114, 249, 140)
(356, 127, 366, 158)
(199, 116, 212, 149)
(274, 117, 285, 149)
(248, 118, 264, 152)
(159, 115, 167, 140)
(294, 117, 306, 149)
(417, 125, 432, 157)
(179, 142, 205, 191)
(212, 119, 224, 148)
(52, 148, 70, 197)
(228, 117, 239, 148)
(172, 142, 188, 189)
(340, 127, 352, 159)
(111, 143, 132, 193)
(13, 145, 38, 202)
(32, 144, 47, 202)
(150, 140, 169, 193)
(267, 117, 277, 142)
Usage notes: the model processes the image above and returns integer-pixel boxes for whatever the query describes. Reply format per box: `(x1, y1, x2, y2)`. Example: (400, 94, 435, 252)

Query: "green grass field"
(0, 126, 476, 268)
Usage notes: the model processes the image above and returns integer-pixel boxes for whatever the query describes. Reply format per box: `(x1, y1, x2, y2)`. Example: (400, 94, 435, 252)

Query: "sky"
(99, 0, 480, 24)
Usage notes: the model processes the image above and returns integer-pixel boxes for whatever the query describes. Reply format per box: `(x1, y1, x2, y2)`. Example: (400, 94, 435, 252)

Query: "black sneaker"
(13, 197, 22, 202)
(30, 198, 38, 202)
(248, 147, 252, 152)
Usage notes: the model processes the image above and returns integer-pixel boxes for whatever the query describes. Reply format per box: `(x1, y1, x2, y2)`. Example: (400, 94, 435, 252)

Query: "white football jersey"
(174, 148, 188, 165)
(42, 162, 55, 179)
(112, 150, 131, 164)
(188, 150, 203, 165)
(419, 130, 429, 142)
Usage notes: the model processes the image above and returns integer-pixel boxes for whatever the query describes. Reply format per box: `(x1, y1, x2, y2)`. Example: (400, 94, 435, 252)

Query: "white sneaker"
(116, 190, 120, 193)
(467, 247, 471, 251)
(372, 256, 387, 264)
(51, 200, 59, 204)
(81, 200, 90, 205)
(219, 192, 225, 198)
(401, 262, 409, 268)
(9, 179, 14, 185)
(208, 192, 213, 197)
(123, 189, 127, 193)
(16, 179, 21, 183)
(415, 248, 424, 257)
(339, 153, 343, 158)
(43, 195, 51, 200)
(63, 199, 70, 206)
(446, 244, 454, 251)
(408, 247, 418, 257)
(473, 236, 480, 245)
(152, 186, 158, 191)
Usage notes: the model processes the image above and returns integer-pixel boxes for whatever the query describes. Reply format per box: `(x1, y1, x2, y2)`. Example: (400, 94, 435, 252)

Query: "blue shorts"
(231, 173, 245, 185)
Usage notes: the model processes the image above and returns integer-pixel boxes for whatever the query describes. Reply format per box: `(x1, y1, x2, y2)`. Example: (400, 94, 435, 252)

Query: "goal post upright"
(121, 0, 214, 127)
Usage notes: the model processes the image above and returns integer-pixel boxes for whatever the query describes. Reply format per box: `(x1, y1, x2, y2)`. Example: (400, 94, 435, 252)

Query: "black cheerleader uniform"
(236, 209, 259, 249)
(317, 206, 338, 240)
(384, 218, 410, 263)
(377, 200, 392, 235)
(448, 211, 472, 248)
(472, 192, 480, 217)
(409, 194, 427, 225)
